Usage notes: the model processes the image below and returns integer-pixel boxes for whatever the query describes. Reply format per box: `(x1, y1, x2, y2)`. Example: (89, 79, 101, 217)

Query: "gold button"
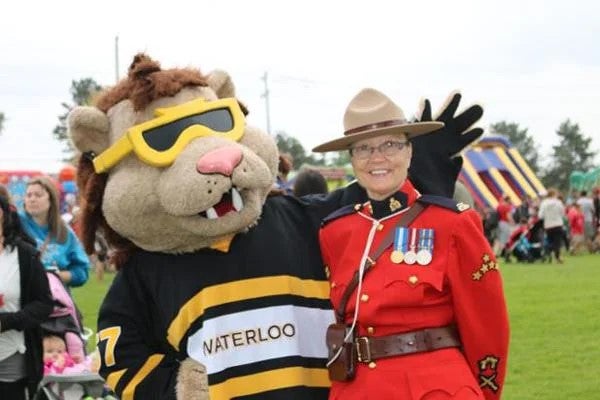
(354, 204, 361, 211)
(408, 275, 419, 285)
(367, 326, 375, 335)
(324, 265, 330, 278)
(331, 282, 337, 288)
(376, 223, 384, 231)
(368, 361, 377, 369)
(360, 294, 369, 302)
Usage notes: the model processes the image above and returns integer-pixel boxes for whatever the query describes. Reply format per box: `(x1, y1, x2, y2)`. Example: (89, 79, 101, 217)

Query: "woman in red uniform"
(313, 88, 509, 400)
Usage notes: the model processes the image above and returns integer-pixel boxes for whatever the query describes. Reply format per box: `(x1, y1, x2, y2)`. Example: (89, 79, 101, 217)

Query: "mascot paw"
(176, 358, 210, 400)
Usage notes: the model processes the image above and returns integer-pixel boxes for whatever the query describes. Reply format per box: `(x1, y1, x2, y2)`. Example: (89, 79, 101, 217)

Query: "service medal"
(391, 250, 404, 264)
(416, 250, 432, 265)
(404, 250, 417, 265)
(404, 228, 418, 264)
(391, 227, 408, 264)
(416, 228, 434, 266)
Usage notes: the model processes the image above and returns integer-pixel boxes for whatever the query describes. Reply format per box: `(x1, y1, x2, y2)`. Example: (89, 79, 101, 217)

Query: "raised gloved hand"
(408, 92, 484, 197)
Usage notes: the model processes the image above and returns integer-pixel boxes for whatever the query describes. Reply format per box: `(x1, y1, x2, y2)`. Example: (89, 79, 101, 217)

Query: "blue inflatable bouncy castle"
(459, 136, 547, 209)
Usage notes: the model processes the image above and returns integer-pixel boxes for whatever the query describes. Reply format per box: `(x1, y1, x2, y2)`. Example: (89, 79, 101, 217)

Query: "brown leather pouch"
(326, 323, 356, 382)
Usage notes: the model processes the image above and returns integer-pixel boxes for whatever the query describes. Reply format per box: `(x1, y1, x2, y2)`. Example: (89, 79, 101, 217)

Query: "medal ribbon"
(423, 229, 434, 251)
(394, 227, 408, 252)
(418, 228, 433, 252)
(408, 228, 417, 253)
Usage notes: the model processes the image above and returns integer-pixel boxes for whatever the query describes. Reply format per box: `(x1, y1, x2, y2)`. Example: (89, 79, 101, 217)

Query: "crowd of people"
(481, 188, 600, 263)
(0, 180, 111, 399)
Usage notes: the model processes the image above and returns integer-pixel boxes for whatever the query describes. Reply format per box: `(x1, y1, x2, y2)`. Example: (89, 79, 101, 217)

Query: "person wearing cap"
(314, 88, 509, 399)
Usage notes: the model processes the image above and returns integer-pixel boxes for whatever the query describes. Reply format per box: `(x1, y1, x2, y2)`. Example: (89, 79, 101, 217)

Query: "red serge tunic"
(319, 180, 509, 400)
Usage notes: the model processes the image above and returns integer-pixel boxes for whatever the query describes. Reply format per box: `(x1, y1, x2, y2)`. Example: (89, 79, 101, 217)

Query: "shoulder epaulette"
(321, 203, 363, 226)
(417, 194, 471, 213)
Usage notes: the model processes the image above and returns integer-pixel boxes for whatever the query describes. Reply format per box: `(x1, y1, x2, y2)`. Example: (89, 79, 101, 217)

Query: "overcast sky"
(1, 0, 599, 172)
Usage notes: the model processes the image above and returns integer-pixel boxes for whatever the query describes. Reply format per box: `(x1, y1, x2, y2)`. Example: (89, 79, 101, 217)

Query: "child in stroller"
(503, 217, 548, 263)
(34, 271, 114, 400)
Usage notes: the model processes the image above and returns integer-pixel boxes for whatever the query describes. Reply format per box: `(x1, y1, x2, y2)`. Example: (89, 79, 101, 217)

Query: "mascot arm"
(97, 272, 179, 400)
(299, 181, 367, 224)
(409, 92, 484, 198)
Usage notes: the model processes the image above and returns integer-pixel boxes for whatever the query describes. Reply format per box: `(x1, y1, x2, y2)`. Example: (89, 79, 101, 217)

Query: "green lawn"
(72, 254, 600, 398)
(501, 253, 600, 399)
(71, 274, 114, 353)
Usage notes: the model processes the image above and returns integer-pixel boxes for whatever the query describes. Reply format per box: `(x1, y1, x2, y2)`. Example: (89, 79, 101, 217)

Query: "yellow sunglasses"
(93, 97, 245, 173)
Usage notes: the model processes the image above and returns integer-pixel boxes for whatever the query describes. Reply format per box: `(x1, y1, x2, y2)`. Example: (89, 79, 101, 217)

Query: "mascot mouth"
(199, 187, 244, 219)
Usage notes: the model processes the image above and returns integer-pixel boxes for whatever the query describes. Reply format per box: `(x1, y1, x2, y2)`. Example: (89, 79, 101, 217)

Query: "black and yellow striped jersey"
(97, 189, 366, 400)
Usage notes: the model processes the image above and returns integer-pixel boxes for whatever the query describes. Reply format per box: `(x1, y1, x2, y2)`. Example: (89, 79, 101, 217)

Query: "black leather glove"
(408, 92, 484, 197)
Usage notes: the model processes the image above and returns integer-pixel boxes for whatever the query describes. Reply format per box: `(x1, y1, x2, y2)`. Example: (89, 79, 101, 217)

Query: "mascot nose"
(196, 146, 243, 176)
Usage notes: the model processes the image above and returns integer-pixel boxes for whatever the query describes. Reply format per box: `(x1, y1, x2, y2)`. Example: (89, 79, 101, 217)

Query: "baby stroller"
(34, 271, 110, 400)
(503, 218, 548, 263)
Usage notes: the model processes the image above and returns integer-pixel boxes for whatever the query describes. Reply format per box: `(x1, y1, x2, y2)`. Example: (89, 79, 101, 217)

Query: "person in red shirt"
(495, 196, 514, 257)
(567, 203, 587, 255)
(313, 88, 509, 400)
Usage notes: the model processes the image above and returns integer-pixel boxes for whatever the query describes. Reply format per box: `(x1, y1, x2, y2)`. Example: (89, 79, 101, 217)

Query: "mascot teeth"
(231, 187, 243, 211)
(203, 187, 244, 219)
(205, 207, 219, 219)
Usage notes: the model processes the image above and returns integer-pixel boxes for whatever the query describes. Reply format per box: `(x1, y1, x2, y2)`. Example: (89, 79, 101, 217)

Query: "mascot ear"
(68, 106, 110, 155)
(207, 69, 236, 99)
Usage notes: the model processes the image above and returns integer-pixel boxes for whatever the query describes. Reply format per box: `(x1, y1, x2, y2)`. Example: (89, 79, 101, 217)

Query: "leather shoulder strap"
(335, 202, 426, 322)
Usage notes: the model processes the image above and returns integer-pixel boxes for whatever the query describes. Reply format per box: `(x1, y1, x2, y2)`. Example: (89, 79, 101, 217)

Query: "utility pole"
(115, 35, 120, 83)
(261, 72, 272, 135)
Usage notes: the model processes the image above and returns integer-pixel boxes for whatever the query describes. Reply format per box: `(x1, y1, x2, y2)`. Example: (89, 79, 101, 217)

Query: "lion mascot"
(68, 54, 482, 400)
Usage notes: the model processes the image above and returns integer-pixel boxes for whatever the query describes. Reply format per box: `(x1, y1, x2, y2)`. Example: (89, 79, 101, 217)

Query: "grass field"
(72, 254, 600, 399)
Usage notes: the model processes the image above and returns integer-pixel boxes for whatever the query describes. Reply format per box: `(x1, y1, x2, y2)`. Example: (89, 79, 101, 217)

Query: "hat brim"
(312, 121, 444, 152)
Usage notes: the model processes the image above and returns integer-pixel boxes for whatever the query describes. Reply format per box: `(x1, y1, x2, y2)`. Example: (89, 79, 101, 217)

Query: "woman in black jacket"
(0, 194, 53, 399)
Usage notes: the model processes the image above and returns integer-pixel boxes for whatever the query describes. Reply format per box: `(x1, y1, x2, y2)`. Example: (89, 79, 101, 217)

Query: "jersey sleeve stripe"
(105, 368, 127, 393)
(120, 354, 165, 400)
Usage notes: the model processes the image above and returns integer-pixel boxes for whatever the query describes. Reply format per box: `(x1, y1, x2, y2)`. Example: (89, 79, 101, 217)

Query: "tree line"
(27, 78, 597, 193)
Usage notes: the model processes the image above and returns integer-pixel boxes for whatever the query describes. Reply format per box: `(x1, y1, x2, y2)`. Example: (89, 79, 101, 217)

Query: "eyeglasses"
(92, 97, 245, 173)
(349, 140, 409, 160)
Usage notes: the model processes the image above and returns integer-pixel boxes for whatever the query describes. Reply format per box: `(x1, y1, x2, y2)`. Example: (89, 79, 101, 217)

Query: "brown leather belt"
(355, 325, 461, 363)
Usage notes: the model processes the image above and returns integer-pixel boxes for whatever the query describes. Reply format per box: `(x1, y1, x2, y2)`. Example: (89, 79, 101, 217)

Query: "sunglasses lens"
(141, 108, 234, 151)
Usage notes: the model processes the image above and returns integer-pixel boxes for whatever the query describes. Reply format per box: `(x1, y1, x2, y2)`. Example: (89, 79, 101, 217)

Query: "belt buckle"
(356, 336, 371, 363)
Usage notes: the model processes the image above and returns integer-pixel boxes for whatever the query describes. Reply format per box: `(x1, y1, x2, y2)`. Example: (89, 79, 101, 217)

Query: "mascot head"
(69, 54, 279, 262)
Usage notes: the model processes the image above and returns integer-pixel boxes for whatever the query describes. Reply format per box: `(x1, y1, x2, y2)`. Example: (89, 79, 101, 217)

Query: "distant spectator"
(274, 153, 294, 195)
(18, 176, 89, 287)
(495, 195, 514, 256)
(293, 169, 329, 197)
(482, 206, 499, 246)
(567, 203, 587, 255)
(593, 188, 600, 232)
(0, 184, 10, 201)
(576, 190, 595, 242)
(513, 194, 531, 223)
(539, 188, 566, 263)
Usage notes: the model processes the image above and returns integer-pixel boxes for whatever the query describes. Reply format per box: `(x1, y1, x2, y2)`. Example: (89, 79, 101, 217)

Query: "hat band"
(344, 118, 408, 136)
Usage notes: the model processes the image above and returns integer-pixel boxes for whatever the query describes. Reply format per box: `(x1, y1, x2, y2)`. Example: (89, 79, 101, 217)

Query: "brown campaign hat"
(313, 88, 443, 152)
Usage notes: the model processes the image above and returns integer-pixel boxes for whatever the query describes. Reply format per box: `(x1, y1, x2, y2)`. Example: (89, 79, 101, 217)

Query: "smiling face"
(350, 133, 412, 201)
